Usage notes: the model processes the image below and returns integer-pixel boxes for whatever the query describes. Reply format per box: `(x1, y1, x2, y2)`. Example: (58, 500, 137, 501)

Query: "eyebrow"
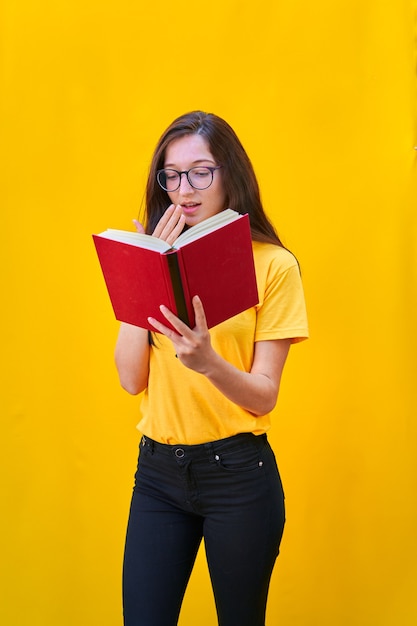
(164, 158, 216, 167)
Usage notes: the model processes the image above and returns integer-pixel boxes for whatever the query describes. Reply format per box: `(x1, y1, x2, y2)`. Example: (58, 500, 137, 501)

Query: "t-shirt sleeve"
(254, 252, 309, 343)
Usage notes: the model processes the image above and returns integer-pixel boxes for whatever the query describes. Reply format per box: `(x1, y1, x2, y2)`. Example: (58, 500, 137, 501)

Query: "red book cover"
(93, 211, 258, 331)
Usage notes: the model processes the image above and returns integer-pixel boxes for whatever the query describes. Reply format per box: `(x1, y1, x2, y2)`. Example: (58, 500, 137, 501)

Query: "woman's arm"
(200, 338, 290, 416)
(115, 323, 150, 395)
(148, 297, 291, 416)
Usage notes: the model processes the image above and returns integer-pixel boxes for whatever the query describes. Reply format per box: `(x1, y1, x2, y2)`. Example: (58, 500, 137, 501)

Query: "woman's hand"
(148, 295, 215, 374)
(149, 296, 291, 415)
(135, 204, 186, 245)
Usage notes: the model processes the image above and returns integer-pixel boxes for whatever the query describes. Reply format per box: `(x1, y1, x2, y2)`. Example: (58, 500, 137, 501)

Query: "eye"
(192, 168, 210, 178)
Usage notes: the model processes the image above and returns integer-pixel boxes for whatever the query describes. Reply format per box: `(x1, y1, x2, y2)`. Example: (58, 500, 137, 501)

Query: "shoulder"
(252, 241, 299, 276)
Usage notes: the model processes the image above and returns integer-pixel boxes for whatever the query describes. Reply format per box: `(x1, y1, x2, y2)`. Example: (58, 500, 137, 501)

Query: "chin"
(184, 214, 203, 226)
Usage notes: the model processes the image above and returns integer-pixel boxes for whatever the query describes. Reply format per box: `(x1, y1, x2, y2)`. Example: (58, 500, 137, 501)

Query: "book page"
(97, 229, 171, 252)
(173, 209, 240, 248)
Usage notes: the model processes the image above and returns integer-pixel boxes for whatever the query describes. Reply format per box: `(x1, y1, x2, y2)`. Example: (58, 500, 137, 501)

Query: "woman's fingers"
(133, 204, 184, 242)
(149, 298, 206, 336)
(148, 305, 187, 337)
(133, 219, 145, 234)
(152, 204, 175, 237)
(153, 204, 185, 244)
(147, 315, 175, 337)
(191, 296, 208, 331)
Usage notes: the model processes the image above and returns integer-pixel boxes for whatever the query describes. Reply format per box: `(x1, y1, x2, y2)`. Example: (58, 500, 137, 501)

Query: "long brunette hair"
(144, 111, 284, 247)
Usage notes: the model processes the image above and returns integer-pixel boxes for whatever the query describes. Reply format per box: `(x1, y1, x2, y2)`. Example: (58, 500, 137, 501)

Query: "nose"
(178, 172, 194, 193)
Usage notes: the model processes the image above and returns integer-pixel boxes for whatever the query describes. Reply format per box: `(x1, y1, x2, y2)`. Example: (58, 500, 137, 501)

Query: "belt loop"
(141, 435, 155, 454)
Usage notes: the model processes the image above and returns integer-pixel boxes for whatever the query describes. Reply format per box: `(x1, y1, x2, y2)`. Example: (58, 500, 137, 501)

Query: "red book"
(93, 210, 258, 331)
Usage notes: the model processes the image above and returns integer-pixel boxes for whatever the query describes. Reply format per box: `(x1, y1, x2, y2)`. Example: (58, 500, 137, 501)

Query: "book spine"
(165, 251, 190, 327)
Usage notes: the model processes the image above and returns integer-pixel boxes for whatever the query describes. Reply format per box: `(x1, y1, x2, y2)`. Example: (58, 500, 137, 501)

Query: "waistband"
(140, 432, 267, 460)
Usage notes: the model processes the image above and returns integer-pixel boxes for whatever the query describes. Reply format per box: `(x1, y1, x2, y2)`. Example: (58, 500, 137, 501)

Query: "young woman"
(115, 111, 308, 626)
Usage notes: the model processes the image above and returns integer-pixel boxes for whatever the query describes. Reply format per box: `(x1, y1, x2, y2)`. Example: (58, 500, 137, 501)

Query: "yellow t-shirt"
(137, 241, 309, 445)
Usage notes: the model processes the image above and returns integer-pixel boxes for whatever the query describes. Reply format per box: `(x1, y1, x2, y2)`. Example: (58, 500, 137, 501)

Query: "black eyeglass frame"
(156, 166, 223, 192)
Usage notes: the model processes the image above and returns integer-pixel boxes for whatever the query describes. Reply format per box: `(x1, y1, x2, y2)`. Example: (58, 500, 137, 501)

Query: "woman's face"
(163, 134, 227, 227)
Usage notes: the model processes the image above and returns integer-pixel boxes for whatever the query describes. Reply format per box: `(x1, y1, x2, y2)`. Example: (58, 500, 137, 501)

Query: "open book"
(93, 209, 259, 331)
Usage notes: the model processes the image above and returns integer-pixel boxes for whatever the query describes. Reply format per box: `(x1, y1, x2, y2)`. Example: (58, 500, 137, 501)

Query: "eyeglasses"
(156, 166, 222, 192)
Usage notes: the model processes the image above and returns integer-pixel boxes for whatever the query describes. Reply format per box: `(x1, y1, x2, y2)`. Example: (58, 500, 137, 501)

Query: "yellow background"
(2, 1, 416, 625)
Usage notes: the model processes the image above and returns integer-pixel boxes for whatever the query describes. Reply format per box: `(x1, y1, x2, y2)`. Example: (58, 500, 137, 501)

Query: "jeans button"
(175, 448, 185, 458)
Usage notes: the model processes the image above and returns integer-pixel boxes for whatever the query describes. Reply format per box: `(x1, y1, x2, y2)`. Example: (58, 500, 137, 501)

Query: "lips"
(181, 203, 201, 215)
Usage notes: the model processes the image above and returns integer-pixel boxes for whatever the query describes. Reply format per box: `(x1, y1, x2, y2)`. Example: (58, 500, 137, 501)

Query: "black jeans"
(123, 432, 285, 626)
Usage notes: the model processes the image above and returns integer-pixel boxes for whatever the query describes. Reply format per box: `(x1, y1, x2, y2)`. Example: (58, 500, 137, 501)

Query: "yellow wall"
(2, 1, 416, 624)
